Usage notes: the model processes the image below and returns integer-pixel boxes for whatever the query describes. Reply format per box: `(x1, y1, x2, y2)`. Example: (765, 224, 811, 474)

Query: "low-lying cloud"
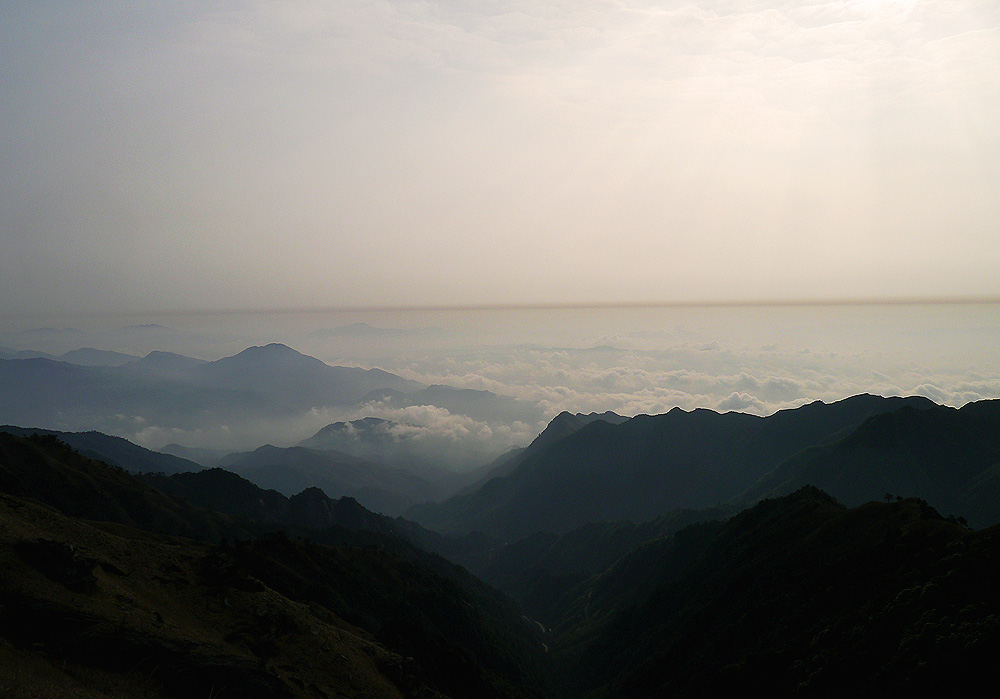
(4, 304, 998, 460)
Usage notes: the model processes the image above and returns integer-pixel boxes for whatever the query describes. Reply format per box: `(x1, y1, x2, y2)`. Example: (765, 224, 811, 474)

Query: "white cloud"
(717, 392, 767, 413)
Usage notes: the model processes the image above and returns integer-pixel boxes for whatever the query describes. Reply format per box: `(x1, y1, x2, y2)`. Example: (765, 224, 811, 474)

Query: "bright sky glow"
(2, 1, 998, 317)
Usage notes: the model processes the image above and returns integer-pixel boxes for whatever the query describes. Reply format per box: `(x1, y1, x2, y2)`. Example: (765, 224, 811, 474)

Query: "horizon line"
(3, 294, 1000, 321)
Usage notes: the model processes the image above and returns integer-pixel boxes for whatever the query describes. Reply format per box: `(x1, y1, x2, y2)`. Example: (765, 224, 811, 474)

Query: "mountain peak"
(526, 410, 628, 455)
(208, 343, 328, 371)
(237, 342, 301, 357)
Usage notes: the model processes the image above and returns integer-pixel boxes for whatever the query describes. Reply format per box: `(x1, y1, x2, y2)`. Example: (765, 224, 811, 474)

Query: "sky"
(2, 1, 1000, 319)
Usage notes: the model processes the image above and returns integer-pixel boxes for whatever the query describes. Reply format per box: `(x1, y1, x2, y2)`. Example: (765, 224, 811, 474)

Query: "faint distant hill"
(59, 347, 140, 366)
(219, 443, 447, 516)
(299, 416, 412, 452)
(0, 343, 543, 459)
(0, 347, 59, 361)
(159, 442, 228, 467)
(0, 346, 138, 366)
(0, 343, 427, 445)
(407, 394, 940, 539)
(298, 416, 503, 481)
(192, 343, 423, 408)
(123, 350, 207, 377)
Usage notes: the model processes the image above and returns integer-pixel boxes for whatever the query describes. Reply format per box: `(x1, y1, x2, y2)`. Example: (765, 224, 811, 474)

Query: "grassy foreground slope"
(0, 432, 549, 699)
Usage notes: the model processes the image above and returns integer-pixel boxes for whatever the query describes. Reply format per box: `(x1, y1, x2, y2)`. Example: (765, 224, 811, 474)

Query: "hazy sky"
(2, 1, 999, 318)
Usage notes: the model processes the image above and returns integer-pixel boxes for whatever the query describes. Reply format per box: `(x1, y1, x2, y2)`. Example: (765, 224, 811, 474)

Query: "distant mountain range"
(0, 346, 140, 366)
(408, 395, 1000, 538)
(0, 343, 419, 436)
(0, 343, 541, 455)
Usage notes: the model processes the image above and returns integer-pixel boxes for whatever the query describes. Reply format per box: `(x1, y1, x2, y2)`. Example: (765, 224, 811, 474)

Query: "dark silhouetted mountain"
(0, 425, 203, 475)
(407, 394, 937, 539)
(140, 467, 292, 525)
(0, 431, 236, 541)
(6, 408, 1000, 698)
(739, 399, 1000, 527)
(0, 435, 549, 699)
(139, 466, 503, 571)
(478, 506, 730, 624)
(142, 466, 404, 536)
(549, 486, 1000, 698)
(525, 410, 628, 456)
(446, 411, 631, 499)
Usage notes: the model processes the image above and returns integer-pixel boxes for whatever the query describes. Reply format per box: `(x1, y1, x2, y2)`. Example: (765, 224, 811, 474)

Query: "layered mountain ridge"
(408, 394, 993, 539)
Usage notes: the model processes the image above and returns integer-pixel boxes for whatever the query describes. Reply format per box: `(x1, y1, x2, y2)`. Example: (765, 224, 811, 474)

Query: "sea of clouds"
(3, 304, 998, 457)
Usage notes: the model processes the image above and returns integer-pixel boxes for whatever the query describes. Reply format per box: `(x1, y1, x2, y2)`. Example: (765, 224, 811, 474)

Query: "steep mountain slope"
(0, 432, 237, 541)
(478, 506, 730, 623)
(550, 487, 1000, 698)
(523, 411, 629, 456)
(739, 399, 1000, 526)
(0, 493, 411, 698)
(409, 395, 936, 539)
(1, 426, 203, 475)
(443, 412, 630, 501)
(137, 467, 496, 563)
(0, 433, 550, 699)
